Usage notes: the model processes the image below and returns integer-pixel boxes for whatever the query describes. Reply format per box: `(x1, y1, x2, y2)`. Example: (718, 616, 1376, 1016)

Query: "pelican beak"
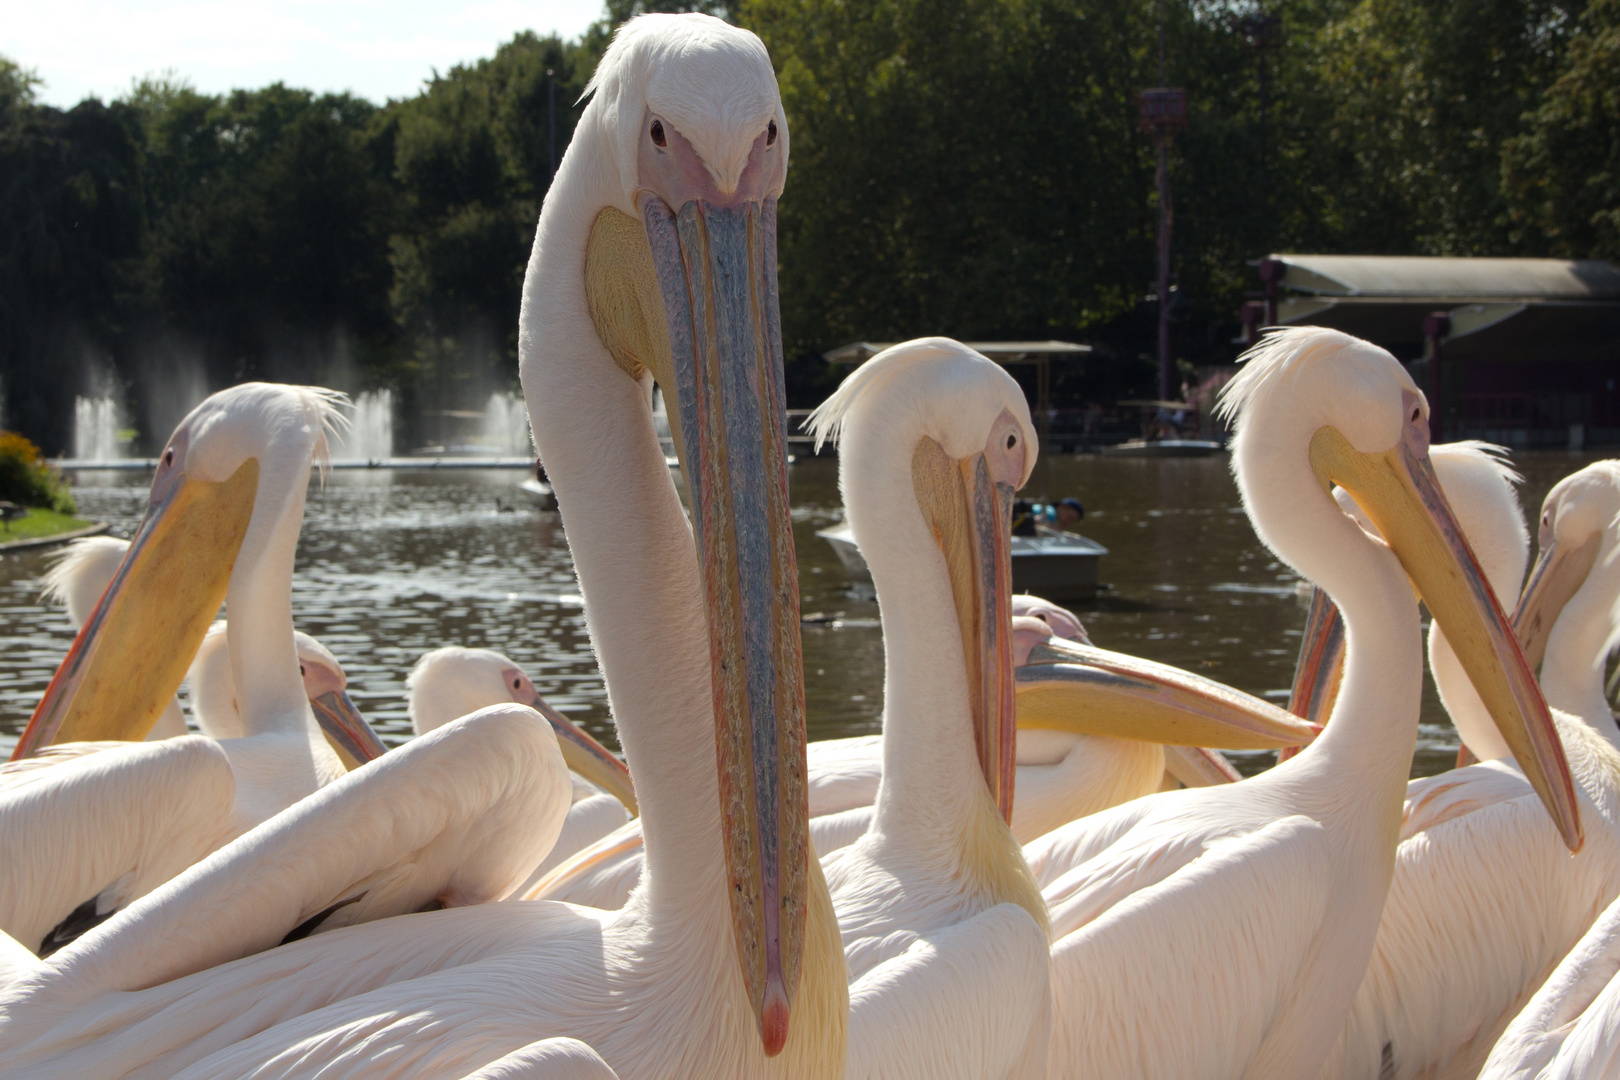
(1163, 745, 1244, 786)
(1016, 635, 1319, 749)
(1277, 585, 1347, 763)
(912, 440, 1018, 823)
(527, 695, 638, 817)
(584, 169, 808, 1054)
(1311, 412, 1581, 851)
(1513, 535, 1601, 671)
(13, 458, 259, 758)
(310, 690, 388, 770)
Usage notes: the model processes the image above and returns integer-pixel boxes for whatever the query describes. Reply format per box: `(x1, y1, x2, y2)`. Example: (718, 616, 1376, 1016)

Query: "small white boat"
(1100, 438, 1225, 458)
(817, 522, 1108, 601)
(519, 476, 557, 510)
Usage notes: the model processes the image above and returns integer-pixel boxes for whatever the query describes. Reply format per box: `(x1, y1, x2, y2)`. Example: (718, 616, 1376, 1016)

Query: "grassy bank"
(1, 508, 98, 542)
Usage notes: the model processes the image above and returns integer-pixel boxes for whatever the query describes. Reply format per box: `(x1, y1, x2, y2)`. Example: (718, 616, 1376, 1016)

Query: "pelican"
(529, 604, 1272, 912)
(38, 537, 384, 765)
(1465, 461, 1620, 1080)
(1020, 327, 1578, 1078)
(0, 384, 389, 960)
(406, 645, 636, 879)
(459, 1038, 621, 1079)
(0, 16, 845, 1077)
(1296, 453, 1620, 1080)
(804, 595, 1233, 832)
(799, 338, 1316, 1078)
(40, 537, 186, 739)
(1480, 889, 1620, 1080)
(187, 620, 384, 768)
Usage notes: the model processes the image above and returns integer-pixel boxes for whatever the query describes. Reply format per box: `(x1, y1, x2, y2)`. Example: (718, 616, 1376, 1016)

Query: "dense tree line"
(1, 0, 1614, 453)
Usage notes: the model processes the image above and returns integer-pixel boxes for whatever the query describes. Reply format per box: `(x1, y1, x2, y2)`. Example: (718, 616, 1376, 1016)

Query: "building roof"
(1268, 255, 1620, 301)
(824, 340, 1091, 364)
(1263, 255, 1620, 360)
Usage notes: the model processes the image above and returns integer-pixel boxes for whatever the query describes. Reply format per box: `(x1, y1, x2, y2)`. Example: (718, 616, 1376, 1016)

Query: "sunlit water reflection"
(1, 449, 1608, 779)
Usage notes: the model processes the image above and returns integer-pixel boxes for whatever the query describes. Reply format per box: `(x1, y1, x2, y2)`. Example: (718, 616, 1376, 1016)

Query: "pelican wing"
(811, 805, 874, 858)
(846, 903, 1051, 1080)
(0, 902, 590, 1078)
(1398, 758, 1541, 841)
(515, 794, 633, 896)
(35, 707, 567, 1002)
(806, 734, 885, 816)
(1323, 762, 1620, 1080)
(1022, 791, 1165, 890)
(1480, 893, 1620, 1080)
(1046, 815, 1332, 1077)
(0, 737, 235, 958)
(459, 1038, 621, 1079)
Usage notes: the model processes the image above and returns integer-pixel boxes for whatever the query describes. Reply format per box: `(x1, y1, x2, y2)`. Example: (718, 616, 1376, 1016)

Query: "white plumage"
(1, 385, 356, 961)
(1318, 452, 1620, 1080)
(406, 645, 633, 882)
(0, 17, 847, 1078)
(808, 339, 1053, 1080)
(1022, 327, 1573, 1079)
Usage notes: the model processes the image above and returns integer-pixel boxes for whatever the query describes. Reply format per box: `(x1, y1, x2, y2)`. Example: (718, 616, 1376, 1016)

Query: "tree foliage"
(0, 0, 1615, 450)
(1502, 0, 1620, 258)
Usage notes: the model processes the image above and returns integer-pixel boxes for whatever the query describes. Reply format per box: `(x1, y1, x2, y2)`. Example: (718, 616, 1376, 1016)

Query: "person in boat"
(1011, 496, 1085, 536)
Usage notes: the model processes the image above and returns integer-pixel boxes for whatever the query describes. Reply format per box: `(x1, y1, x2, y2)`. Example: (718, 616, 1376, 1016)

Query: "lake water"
(1, 449, 1608, 777)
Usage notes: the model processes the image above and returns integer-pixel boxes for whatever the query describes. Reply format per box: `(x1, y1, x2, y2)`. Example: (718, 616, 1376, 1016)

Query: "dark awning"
(1264, 255, 1620, 359)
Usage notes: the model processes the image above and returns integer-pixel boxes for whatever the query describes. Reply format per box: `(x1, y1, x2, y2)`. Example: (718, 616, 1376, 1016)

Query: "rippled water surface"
(1, 449, 1608, 776)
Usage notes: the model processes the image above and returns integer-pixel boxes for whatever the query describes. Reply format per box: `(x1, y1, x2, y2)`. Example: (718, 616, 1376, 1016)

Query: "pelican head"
(526, 15, 804, 1055)
(1306, 443, 1532, 761)
(808, 338, 1036, 822)
(1217, 327, 1580, 850)
(805, 340, 1315, 821)
(15, 383, 346, 758)
(406, 646, 636, 814)
(1515, 460, 1620, 671)
(185, 621, 386, 767)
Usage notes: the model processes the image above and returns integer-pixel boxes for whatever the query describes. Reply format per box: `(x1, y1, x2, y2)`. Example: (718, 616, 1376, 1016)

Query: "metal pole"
(1155, 0, 1174, 403)
(1157, 135, 1172, 403)
(547, 70, 557, 187)
(1424, 311, 1450, 443)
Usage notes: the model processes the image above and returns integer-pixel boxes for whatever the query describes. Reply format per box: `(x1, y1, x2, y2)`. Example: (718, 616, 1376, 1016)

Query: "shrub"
(0, 431, 76, 513)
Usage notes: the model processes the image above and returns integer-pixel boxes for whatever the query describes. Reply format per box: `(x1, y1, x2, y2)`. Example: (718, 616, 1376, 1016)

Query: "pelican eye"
(163, 448, 175, 467)
(1006, 433, 1016, 449)
(650, 120, 666, 148)
(766, 120, 777, 146)
(1411, 407, 1421, 422)
(299, 664, 306, 676)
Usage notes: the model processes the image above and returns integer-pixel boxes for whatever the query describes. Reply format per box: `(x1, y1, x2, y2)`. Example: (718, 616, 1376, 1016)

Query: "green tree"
(0, 68, 145, 453)
(133, 84, 398, 397)
(1503, 0, 1620, 258)
(0, 56, 41, 119)
(386, 31, 593, 428)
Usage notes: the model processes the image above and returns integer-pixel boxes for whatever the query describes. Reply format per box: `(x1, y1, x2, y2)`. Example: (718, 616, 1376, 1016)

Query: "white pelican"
(39, 537, 385, 764)
(1480, 889, 1620, 1080)
(186, 620, 385, 768)
(529, 606, 1275, 912)
(1302, 453, 1620, 1080)
(1021, 327, 1579, 1079)
(458, 1038, 620, 1079)
(406, 645, 636, 879)
(0, 384, 388, 960)
(801, 338, 1317, 1079)
(0, 16, 845, 1077)
(41, 537, 186, 739)
(1469, 461, 1620, 1080)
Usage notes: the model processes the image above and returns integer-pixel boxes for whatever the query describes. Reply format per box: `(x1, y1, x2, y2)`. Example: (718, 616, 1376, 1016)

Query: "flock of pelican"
(0, 12, 1617, 1079)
